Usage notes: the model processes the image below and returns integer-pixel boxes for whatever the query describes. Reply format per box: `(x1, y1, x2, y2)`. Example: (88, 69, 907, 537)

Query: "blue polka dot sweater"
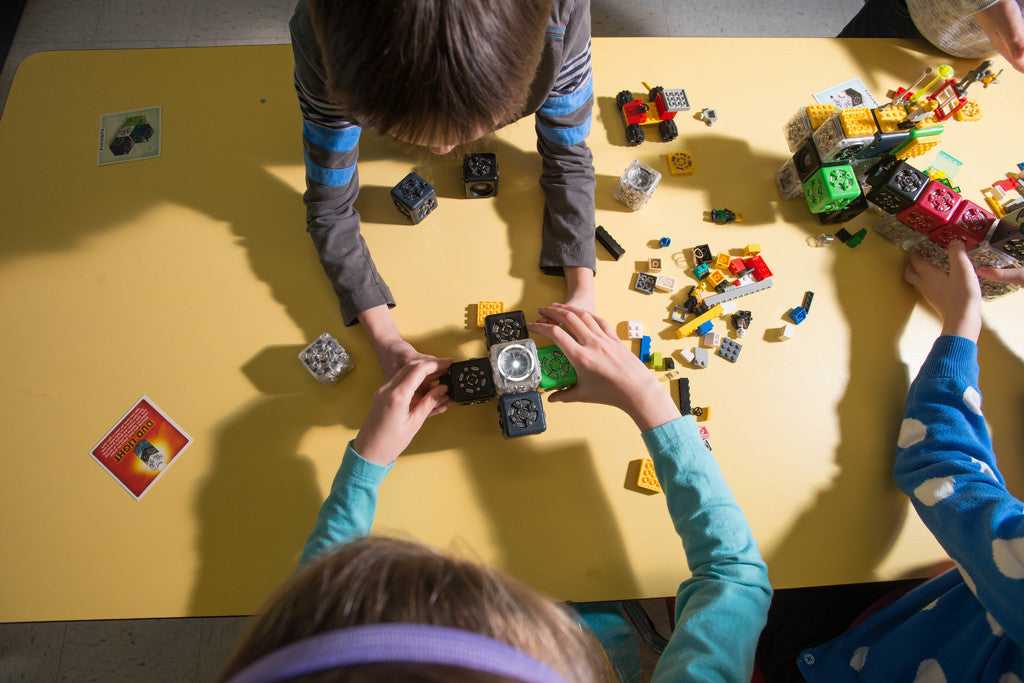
(799, 335, 1024, 681)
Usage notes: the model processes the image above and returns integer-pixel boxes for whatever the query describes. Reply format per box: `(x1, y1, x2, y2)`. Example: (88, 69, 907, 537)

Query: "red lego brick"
(653, 92, 677, 121)
(896, 180, 962, 234)
(728, 258, 746, 275)
(743, 255, 773, 281)
(927, 200, 996, 248)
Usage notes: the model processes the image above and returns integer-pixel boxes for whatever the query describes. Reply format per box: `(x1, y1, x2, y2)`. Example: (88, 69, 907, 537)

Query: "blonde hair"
(219, 537, 612, 682)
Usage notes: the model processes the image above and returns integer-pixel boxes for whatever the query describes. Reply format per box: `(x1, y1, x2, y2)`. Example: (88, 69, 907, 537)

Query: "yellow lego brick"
(873, 106, 907, 133)
(839, 108, 877, 137)
(675, 304, 725, 338)
(807, 104, 836, 129)
(668, 151, 695, 175)
(477, 301, 504, 327)
(982, 188, 1007, 218)
(743, 243, 761, 257)
(895, 136, 941, 160)
(704, 271, 725, 288)
(637, 457, 662, 493)
(714, 252, 731, 269)
(954, 100, 982, 122)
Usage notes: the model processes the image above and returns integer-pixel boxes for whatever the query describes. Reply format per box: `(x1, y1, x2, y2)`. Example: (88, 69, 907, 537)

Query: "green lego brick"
(538, 345, 578, 390)
(803, 164, 860, 213)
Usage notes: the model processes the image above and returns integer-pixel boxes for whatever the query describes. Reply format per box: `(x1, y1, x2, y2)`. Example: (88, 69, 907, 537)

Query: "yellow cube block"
(637, 458, 662, 493)
(743, 243, 761, 257)
(477, 301, 504, 327)
(704, 271, 725, 288)
(874, 106, 907, 133)
(667, 151, 695, 175)
(714, 252, 731, 269)
(807, 104, 836, 129)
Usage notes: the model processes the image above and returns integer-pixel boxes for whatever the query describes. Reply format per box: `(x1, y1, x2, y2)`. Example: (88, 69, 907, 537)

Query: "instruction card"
(813, 78, 879, 110)
(97, 106, 161, 165)
(89, 396, 191, 500)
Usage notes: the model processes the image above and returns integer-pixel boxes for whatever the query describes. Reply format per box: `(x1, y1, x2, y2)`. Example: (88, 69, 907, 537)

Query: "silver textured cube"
(613, 160, 662, 211)
(775, 159, 803, 200)
(299, 333, 354, 386)
(811, 113, 873, 163)
(490, 339, 541, 396)
(872, 212, 921, 247)
(783, 108, 813, 152)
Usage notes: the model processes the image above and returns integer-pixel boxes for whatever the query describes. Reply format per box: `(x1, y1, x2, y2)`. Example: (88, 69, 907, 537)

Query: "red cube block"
(743, 255, 773, 281)
(927, 200, 996, 248)
(728, 258, 746, 275)
(896, 180, 962, 234)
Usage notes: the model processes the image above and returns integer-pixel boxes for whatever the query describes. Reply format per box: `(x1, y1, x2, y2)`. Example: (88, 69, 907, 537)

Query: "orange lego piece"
(714, 252, 731, 269)
(637, 458, 662, 493)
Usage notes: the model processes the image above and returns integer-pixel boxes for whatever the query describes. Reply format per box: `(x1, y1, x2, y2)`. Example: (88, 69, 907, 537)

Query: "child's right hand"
(904, 241, 983, 342)
(528, 303, 680, 432)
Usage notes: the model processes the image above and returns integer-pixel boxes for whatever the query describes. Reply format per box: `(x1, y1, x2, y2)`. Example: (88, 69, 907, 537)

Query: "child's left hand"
(352, 358, 452, 466)
(904, 241, 983, 342)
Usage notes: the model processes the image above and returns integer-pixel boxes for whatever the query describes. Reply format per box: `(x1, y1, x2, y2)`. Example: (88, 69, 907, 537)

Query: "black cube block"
(463, 153, 499, 198)
(444, 358, 496, 404)
(817, 193, 869, 224)
(391, 172, 438, 224)
(483, 310, 528, 348)
(865, 160, 928, 214)
(497, 391, 547, 437)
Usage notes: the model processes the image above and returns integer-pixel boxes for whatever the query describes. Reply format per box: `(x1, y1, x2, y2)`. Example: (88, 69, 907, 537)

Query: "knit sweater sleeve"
(645, 417, 773, 682)
(893, 335, 1024, 645)
(299, 441, 392, 566)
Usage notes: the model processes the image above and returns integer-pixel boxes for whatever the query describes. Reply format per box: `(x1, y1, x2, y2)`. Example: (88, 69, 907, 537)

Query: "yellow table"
(1, 39, 1022, 622)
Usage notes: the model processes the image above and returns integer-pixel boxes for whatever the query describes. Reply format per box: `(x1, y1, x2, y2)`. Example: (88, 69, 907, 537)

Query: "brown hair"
(219, 537, 612, 682)
(307, 0, 552, 146)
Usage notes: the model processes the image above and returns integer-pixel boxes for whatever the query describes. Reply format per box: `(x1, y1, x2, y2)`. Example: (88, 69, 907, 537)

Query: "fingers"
(412, 383, 450, 421)
(947, 240, 974, 280)
(977, 265, 1024, 285)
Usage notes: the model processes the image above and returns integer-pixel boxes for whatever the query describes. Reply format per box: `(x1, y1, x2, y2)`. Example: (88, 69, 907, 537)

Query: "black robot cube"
(497, 390, 547, 438)
(463, 153, 499, 198)
(391, 172, 438, 224)
(442, 358, 496, 405)
(483, 310, 528, 348)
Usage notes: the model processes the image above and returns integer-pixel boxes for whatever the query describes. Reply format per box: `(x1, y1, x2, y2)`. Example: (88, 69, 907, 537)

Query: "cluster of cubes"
(775, 102, 1022, 298)
(440, 310, 578, 438)
(390, 153, 500, 224)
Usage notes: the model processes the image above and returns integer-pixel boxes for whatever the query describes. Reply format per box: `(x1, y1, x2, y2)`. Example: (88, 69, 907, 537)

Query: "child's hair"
(219, 536, 612, 682)
(306, 0, 553, 147)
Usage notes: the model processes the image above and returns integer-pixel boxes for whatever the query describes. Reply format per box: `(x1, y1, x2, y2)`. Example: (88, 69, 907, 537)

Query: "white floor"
(0, 0, 862, 680)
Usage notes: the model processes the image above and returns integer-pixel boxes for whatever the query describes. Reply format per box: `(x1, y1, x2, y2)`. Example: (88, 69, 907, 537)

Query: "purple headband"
(226, 623, 570, 683)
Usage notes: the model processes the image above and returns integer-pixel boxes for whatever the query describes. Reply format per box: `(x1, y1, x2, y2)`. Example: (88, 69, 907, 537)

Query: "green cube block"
(803, 164, 860, 213)
(538, 344, 578, 390)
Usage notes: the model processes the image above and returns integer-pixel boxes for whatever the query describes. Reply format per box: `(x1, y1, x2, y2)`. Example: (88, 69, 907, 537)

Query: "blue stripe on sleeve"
(304, 151, 356, 187)
(536, 116, 592, 146)
(303, 120, 361, 152)
(538, 75, 593, 118)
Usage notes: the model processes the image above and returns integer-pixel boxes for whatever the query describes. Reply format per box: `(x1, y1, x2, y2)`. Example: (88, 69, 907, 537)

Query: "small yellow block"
(953, 100, 982, 122)
(895, 137, 941, 160)
(477, 301, 504, 327)
(667, 151, 695, 175)
(637, 458, 662, 493)
(839, 108, 877, 137)
(743, 243, 761, 257)
(675, 304, 724, 338)
(874, 106, 907, 133)
(714, 252, 731, 269)
(807, 104, 836, 129)
(704, 271, 725, 288)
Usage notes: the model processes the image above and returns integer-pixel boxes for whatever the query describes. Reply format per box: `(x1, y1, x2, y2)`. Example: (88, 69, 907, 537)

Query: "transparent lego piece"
(807, 233, 836, 247)
(613, 160, 661, 211)
(299, 333, 354, 386)
(775, 158, 803, 200)
(489, 339, 541, 396)
(969, 240, 1022, 300)
(783, 108, 813, 153)
(872, 212, 923, 247)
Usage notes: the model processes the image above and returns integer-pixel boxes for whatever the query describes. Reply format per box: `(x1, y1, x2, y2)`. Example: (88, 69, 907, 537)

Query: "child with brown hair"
(290, 0, 599, 384)
(219, 305, 772, 682)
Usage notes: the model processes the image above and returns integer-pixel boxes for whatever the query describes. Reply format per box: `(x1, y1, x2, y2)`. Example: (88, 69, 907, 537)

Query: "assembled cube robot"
(775, 60, 1021, 299)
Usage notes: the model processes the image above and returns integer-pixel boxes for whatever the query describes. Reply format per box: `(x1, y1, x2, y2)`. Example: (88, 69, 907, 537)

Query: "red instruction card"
(89, 396, 191, 500)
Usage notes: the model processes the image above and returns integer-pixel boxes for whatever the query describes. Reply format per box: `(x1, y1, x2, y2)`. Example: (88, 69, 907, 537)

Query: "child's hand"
(528, 303, 680, 432)
(904, 241, 982, 342)
(976, 264, 1024, 286)
(352, 358, 452, 466)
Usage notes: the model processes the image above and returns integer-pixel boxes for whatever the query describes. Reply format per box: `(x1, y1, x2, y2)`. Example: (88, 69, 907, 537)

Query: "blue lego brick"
(695, 321, 713, 336)
(789, 306, 807, 324)
(639, 335, 652, 362)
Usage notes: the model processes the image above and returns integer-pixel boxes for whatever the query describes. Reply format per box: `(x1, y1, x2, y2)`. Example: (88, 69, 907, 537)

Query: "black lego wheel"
(659, 118, 678, 143)
(615, 89, 633, 109)
(625, 123, 645, 146)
